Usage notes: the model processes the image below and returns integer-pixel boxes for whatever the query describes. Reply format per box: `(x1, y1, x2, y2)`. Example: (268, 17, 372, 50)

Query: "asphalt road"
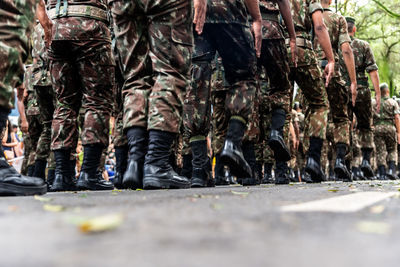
(1, 180, 400, 267)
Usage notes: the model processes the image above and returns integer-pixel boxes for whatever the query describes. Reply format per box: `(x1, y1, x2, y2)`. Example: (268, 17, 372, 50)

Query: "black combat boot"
(181, 154, 193, 179)
(305, 137, 326, 182)
(328, 167, 335, 181)
(377, 165, 386, 180)
(51, 149, 77, 191)
(351, 166, 364, 181)
(261, 163, 273, 184)
(143, 130, 190, 189)
(190, 140, 212, 187)
(288, 167, 297, 182)
(220, 118, 252, 178)
(214, 154, 229, 185)
(301, 169, 313, 183)
(386, 161, 398, 180)
(255, 161, 263, 185)
(123, 127, 147, 189)
(77, 145, 114, 191)
(275, 161, 290, 185)
(70, 159, 76, 179)
(268, 108, 291, 162)
(238, 141, 257, 186)
(47, 168, 55, 191)
(33, 159, 47, 180)
(113, 145, 128, 189)
(334, 143, 352, 182)
(361, 148, 374, 178)
(27, 165, 35, 177)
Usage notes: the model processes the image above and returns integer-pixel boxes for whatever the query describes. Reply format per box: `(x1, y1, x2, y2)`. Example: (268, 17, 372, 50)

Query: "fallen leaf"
(370, 205, 385, 214)
(136, 189, 143, 191)
(231, 190, 249, 196)
(8, 205, 18, 212)
(210, 203, 223, 210)
(34, 195, 53, 202)
(43, 204, 65, 212)
(328, 189, 339, 193)
(112, 189, 122, 193)
(79, 194, 88, 198)
(356, 221, 391, 235)
(79, 214, 124, 233)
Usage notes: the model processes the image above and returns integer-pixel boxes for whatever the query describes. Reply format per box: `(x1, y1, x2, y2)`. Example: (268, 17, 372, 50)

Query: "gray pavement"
(1, 180, 400, 267)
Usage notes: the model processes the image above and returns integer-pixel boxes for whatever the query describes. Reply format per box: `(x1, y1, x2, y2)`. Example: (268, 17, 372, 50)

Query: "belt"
(48, 5, 108, 23)
(286, 37, 313, 50)
(261, 12, 279, 23)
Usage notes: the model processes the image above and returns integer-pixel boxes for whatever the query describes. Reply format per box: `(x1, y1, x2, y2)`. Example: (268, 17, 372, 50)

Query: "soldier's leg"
(182, 30, 215, 187)
(211, 24, 257, 178)
(374, 128, 386, 180)
(27, 114, 42, 176)
(354, 87, 374, 177)
(385, 126, 398, 180)
(33, 85, 54, 179)
(326, 79, 351, 181)
(143, 0, 193, 189)
(261, 39, 292, 162)
(291, 64, 329, 182)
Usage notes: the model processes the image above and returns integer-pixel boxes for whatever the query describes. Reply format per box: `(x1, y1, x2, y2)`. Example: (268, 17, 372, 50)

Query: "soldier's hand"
(193, 0, 207, 35)
(44, 25, 53, 48)
(375, 95, 381, 113)
(350, 82, 357, 107)
(252, 20, 262, 58)
(324, 61, 335, 87)
(20, 120, 29, 133)
(289, 38, 297, 67)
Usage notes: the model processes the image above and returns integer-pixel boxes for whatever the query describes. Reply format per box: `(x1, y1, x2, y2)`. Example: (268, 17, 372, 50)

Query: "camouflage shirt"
(260, 0, 284, 40)
(206, 0, 249, 26)
(48, 0, 111, 41)
(373, 97, 400, 124)
(31, 24, 52, 86)
(341, 36, 378, 85)
(314, 8, 350, 78)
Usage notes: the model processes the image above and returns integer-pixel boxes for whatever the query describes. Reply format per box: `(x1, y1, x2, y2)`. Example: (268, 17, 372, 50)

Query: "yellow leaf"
(210, 203, 223, 210)
(356, 221, 391, 235)
(43, 204, 65, 212)
(79, 214, 124, 233)
(34, 195, 53, 202)
(370, 205, 385, 214)
(328, 189, 339, 192)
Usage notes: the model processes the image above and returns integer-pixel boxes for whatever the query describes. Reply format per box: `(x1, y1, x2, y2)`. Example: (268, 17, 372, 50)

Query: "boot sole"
(191, 178, 208, 188)
(220, 152, 252, 178)
(143, 177, 190, 190)
(361, 166, 374, 178)
(334, 167, 352, 182)
(268, 139, 291, 162)
(240, 178, 258, 186)
(122, 179, 142, 190)
(50, 184, 78, 192)
(76, 180, 114, 191)
(305, 166, 324, 183)
(0, 183, 47, 196)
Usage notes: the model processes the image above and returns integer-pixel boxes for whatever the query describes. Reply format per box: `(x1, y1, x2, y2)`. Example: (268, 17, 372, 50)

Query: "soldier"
(0, 0, 50, 195)
(373, 84, 400, 180)
(314, 0, 357, 181)
(31, 23, 55, 182)
(109, 0, 206, 190)
(48, 0, 115, 191)
(342, 17, 381, 179)
(287, 0, 334, 183)
(257, 0, 297, 184)
(179, 0, 262, 187)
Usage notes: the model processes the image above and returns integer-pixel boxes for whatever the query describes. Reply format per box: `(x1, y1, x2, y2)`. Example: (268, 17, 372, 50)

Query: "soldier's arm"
(364, 42, 381, 112)
(244, 0, 262, 57)
(36, 0, 53, 46)
(395, 114, 400, 145)
(341, 42, 357, 106)
(369, 70, 381, 112)
(312, 10, 334, 87)
(275, 0, 297, 66)
(17, 94, 28, 134)
(193, 0, 207, 34)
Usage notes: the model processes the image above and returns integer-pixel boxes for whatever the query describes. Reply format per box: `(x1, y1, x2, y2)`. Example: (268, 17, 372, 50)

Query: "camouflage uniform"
(0, 0, 38, 110)
(31, 23, 54, 162)
(48, 0, 115, 150)
(373, 97, 399, 167)
(183, 0, 257, 144)
(109, 0, 193, 134)
(341, 36, 378, 151)
(314, 8, 351, 147)
(287, 0, 329, 144)
(24, 66, 42, 167)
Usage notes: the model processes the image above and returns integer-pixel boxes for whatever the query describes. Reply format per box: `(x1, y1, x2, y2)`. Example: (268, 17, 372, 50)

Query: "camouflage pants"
(49, 39, 114, 149)
(34, 85, 54, 161)
(326, 77, 350, 146)
(0, 0, 37, 110)
(26, 114, 42, 166)
(351, 130, 362, 167)
(374, 124, 397, 167)
(211, 90, 229, 155)
(349, 86, 373, 149)
(321, 122, 335, 174)
(110, 0, 193, 134)
(289, 64, 329, 146)
(257, 39, 291, 113)
(113, 57, 128, 148)
(183, 23, 256, 142)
